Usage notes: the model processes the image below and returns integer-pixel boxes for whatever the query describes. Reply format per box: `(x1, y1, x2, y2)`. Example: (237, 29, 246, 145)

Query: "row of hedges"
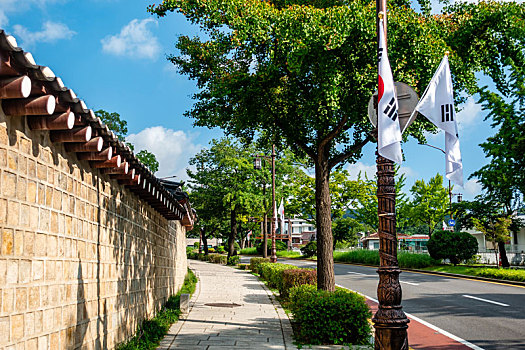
(249, 258, 371, 346)
(333, 249, 440, 269)
(187, 252, 228, 265)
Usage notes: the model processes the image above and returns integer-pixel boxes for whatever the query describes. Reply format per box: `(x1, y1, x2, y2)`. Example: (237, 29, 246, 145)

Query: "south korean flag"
(377, 18, 403, 163)
(413, 55, 463, 186)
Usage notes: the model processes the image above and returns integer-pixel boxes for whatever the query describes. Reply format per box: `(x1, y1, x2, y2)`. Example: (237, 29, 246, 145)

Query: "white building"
(289, 217, 316, 248)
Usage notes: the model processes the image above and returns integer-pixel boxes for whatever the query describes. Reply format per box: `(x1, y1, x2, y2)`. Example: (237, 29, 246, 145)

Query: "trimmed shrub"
(217, 246, 226, 254)
(289, 284, 371, 345)
(227, 255, 240, 266)
(249, 257, 270, 274)
(300, 241, 317, 258)
(197, 253, 208, 261)
(281, 269, 316, 297)
(238, 264, 250, 270)
(398, 252, 440, 269)
(427, 230, 478, 265)
(255, 240, 287, 255)
(207, 253, 227, 264)
(259, 263, 298, 291)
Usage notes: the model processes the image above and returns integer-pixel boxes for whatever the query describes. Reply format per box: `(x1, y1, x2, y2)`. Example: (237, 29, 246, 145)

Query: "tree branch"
(328, 133, 373, 170)
(319, 115, 349, 151)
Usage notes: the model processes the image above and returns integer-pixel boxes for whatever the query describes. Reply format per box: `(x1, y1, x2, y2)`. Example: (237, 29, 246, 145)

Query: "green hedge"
(239, 247, 257, 255)
(333, 249, 380, 265)
(259, 263, 298, 291)
(227, 255, 240, 266)
(207, 253, 227, 264)
(398, 252, 440, 269)
(333, 249, 438, 269)
(249, 257, 270, 274)
(281, 269, 316, 297)
(469, 267, 525, 282)
(289, 284, 371, 345)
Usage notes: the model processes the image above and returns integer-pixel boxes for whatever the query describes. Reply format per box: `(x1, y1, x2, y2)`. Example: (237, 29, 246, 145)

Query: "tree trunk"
(228, 205, 237, 259)
(315, 158, 335, 292)
(498, 241, 510, 268)
(201, 227, 209, 255)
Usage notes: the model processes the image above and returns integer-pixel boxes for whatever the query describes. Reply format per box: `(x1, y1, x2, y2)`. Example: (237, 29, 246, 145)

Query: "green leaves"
(409, 173, 450, 236)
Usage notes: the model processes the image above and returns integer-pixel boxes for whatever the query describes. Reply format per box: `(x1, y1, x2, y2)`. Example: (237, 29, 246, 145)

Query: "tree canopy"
(149, 0, 525, 290)
(95, 109, 160, 173)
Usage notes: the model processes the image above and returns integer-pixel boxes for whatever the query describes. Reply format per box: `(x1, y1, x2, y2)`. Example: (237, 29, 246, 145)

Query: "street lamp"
(253, 145, 278, 263)
(419, 143, 463, 213)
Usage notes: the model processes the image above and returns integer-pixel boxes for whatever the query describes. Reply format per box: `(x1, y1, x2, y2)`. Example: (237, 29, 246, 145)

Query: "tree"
(95, 109, 160, 173)
(427, 230, 478, 266)
(187, 137, 305, 258)
(409, 174, 449, 238)
(468, 61, 524, 268)
(332, 217, 362, 248)
(473, 216, 512, 267)
(187, 138, 260, 259)
(149, 0, 524, 290)
(453, 195, 522, 268)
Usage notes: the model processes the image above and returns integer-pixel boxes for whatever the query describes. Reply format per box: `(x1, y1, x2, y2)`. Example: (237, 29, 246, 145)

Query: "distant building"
(361, 233, 429, 252)
(290, 217, 316, 248)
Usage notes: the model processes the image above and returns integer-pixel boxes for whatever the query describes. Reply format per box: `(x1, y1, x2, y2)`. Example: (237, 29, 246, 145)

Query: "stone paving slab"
(159, 260, 296, 349)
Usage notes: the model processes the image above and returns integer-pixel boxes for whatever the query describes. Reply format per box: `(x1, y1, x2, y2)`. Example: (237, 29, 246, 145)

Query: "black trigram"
(383, 97, 398, 121)
(378, 47, 383, 63)
(441, 104, 454, 122)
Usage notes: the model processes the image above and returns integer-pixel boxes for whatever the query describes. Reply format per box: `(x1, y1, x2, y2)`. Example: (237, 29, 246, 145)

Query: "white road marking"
(335, 284, 485, 350)
(462, 294, 509, 307)
(400, 281, 419, 286)
(347, 271, 371, 276)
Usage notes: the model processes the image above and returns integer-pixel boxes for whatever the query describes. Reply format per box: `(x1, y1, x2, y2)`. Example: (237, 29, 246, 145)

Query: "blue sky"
(0, 0, 499, 200)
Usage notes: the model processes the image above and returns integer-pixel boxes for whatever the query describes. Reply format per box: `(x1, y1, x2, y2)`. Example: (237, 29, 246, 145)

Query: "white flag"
(377, 18, 403, 164)
(278, 199, 285, 234)
(414, 55, 463, 186)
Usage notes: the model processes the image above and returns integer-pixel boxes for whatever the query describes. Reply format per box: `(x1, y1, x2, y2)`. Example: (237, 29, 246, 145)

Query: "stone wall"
(0, 110, 188, 349)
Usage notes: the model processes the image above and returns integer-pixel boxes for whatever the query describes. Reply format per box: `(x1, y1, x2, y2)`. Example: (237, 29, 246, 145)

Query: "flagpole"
(373, 9, 410, 350)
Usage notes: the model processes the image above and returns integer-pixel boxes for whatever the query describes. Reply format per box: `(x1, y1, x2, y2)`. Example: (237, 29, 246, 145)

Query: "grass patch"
(116, 269, 198, 350)
(276, 250, 302, 258)
(422, 265, 525, 282)
(333, 250, 438, 269)
(239, 247, 258, 255)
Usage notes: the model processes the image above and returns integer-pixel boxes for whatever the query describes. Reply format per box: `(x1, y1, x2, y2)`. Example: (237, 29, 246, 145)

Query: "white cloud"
(12, 21, 76, 47)
(345, 161, 414, 181)
(346, 162, 376, 180)
(127, 126, 202, 180)
(0, 0, 68, 29)
(457, 96, 483, 131)
(463, 178, 482, 199)
(101, 18, 161, 60)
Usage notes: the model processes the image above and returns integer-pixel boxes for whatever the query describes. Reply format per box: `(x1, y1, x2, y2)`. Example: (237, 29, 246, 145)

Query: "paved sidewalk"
(159, 260, 295, 349)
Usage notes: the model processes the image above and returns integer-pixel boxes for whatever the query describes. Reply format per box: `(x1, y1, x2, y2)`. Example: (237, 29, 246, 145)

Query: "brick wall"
(0, 110, 188, 349)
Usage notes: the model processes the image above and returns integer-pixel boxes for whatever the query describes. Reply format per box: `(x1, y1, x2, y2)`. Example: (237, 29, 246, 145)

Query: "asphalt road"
(246, 257, 525, 350)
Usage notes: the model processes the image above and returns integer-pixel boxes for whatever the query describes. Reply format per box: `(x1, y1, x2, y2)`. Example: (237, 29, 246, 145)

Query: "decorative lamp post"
(368, 7, 419, 347)
(253, 146, 278, 263)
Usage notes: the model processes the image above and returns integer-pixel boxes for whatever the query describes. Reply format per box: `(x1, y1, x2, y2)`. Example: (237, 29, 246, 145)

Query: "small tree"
(409, 174, 450, 238)
(473, 216, 512, 268)
(427, 230, 478, 266)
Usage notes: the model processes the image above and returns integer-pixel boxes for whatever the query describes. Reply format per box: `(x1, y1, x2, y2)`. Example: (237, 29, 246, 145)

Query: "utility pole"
(372, 5, 410, 349)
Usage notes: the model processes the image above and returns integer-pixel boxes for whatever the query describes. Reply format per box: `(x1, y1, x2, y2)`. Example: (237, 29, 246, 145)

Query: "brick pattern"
(0, 112, 188, 349)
